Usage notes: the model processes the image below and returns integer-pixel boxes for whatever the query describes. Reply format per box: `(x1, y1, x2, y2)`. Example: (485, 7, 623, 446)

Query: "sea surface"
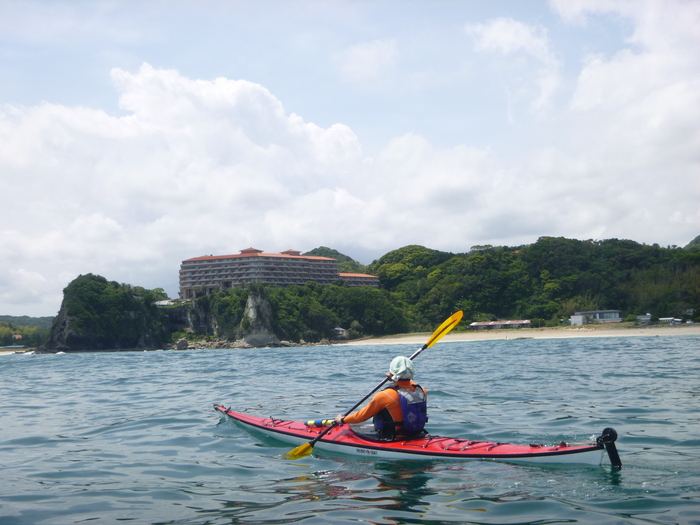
(1, 335, 699, 524)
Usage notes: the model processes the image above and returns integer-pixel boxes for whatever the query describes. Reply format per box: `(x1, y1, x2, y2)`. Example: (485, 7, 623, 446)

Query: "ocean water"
(1, 335, 699, 525)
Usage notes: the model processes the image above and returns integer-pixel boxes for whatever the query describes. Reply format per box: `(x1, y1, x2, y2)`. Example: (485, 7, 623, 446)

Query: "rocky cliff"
(41, 275, 283, 352)
(42, 274, 170, 352)
(165, 290, 281, 349)
(240, 290, 280, 347)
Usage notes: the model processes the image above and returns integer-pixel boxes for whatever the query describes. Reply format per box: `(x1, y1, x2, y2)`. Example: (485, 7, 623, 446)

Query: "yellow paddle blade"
(425, 310, 463, 348)
(283, 442, 313, 459)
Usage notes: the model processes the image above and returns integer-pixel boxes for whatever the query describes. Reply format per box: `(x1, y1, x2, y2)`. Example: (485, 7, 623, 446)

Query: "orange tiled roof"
(184, 250, 336, 262)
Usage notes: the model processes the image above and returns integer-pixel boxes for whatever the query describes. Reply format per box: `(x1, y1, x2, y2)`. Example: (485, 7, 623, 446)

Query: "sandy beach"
(341, 322, 700, 346)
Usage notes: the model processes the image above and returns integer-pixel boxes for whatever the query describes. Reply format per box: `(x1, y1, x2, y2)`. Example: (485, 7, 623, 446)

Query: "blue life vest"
(373, 384, 427, 439)
(397, 384, 428, 434)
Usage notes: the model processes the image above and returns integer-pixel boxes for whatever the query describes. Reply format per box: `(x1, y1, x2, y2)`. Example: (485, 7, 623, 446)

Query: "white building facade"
(570, 310, 622, 326)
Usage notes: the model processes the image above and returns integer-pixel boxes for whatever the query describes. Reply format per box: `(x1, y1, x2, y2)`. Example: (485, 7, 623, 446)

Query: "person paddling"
(333, 356, 428, 440)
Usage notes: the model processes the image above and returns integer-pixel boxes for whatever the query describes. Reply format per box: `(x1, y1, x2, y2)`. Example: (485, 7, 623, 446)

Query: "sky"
(1, 0, 699, 317)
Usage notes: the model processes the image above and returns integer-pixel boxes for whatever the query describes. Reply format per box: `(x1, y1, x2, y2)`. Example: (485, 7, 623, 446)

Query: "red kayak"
(214, 405, 621, 467)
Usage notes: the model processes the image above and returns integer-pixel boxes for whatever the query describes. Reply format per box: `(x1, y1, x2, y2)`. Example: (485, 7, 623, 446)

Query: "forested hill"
(0, 315, 54, 328)
(686, 234, 700, 251)
(363, 237, 700, 329)
(0, 316, 54, 347)
(304, 246, 368, 273)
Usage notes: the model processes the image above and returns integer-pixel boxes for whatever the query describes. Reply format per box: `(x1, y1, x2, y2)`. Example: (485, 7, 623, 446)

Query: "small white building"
(570, 310, 622, 326)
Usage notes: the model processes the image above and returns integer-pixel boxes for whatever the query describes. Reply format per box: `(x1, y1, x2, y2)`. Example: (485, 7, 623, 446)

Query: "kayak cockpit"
(348, 423, 429, 443)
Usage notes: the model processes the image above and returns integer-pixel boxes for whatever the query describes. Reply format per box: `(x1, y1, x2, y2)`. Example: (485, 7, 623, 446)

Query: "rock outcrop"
(41, 274, 170, 352)
(241, 291, 280, 347)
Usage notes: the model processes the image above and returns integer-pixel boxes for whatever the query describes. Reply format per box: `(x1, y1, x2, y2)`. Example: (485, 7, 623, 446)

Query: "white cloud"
(0, 2, 698, 317)
(465, 17, 561, 110)
(0, 267, 56, 315)
(337, 39, 399, 85)
(0, 64, 368, 315)
(466, 17, 555, 63)
(559, 0, 700, 229)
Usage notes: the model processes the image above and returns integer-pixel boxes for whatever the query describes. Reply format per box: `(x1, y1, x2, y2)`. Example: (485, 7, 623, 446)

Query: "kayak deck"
(214, 405, 620, 466)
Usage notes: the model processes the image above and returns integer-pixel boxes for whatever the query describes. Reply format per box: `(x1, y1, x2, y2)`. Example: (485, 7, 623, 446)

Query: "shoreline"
(339, 323, 700, 346)
(2, 323, 698, 354)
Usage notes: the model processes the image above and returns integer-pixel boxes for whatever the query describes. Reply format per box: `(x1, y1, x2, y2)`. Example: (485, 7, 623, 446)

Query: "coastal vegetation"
(0, 321, 51, 347)
(0, 315, 54, 329)
(0, 315, 53, 347)
(10, 236, 700, 350)
(183, 282, 408, 343)
(181, 236, 699, 342)
(367, 237, 700, 330)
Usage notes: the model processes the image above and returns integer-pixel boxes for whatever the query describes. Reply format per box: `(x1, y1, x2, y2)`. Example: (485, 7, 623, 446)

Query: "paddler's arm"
(334, 389, 395, 425)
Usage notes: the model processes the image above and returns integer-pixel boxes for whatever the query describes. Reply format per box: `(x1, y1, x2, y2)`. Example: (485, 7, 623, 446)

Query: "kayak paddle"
(283, 310, 464, 460)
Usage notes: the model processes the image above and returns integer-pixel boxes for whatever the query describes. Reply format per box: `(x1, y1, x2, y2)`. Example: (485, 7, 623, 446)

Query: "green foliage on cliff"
(57, 274, 170, 349)
(189, 287, 250, 339)
(265, 282, 408, 341)
(193, 282, 409, 342)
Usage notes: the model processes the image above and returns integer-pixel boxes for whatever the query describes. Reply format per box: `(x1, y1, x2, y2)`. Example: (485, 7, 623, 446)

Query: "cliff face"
(165, 290, 281, 348)
(241, 291, 280, 347)
(42, 275, 282, 352)
(45, 304, 165, 351)
(43, 275, 170, 352)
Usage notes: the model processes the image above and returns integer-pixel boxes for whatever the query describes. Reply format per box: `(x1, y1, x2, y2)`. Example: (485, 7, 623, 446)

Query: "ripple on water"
(1, 336, 699, 524)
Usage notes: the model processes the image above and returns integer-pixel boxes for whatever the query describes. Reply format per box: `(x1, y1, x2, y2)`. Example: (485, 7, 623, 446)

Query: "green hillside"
(685, 234, 700, 251)
(304, 246, 368, 273)
(0, 315, 54, 347)
(366, 237, 700, 329)
(0, 315, 54, 329)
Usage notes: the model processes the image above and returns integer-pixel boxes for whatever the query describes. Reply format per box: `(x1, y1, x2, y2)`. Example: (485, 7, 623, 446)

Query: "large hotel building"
(179, 248, 380, 300)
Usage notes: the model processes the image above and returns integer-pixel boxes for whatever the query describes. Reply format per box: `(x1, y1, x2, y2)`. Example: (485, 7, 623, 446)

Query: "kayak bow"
(214, 405, 621, 467)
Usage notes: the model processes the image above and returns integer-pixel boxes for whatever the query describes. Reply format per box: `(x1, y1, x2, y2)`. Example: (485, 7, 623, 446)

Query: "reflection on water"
(198, 462, 437, 523)
(373, 461, 436, 511)
(202, 458, 596, 524)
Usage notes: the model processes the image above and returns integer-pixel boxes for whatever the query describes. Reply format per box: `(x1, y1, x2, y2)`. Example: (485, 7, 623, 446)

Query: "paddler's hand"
(333, 414, 345, 425)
